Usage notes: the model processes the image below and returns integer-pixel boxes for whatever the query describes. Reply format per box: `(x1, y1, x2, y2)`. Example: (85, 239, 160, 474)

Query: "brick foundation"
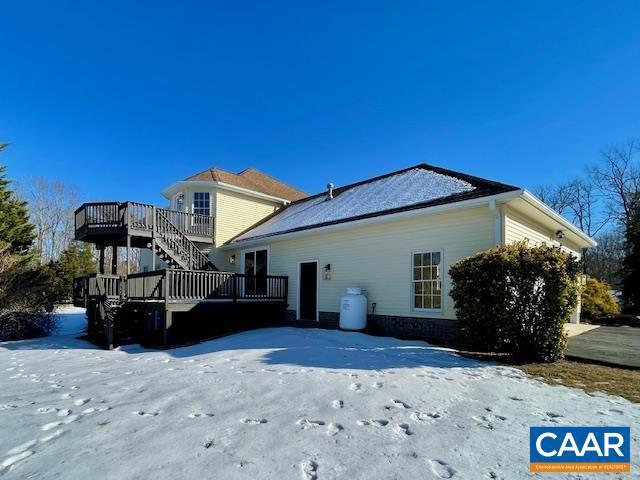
(281, 310, 463, 347)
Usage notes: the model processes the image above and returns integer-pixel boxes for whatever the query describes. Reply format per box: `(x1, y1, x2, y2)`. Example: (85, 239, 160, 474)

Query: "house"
(73, 164, 595, 349)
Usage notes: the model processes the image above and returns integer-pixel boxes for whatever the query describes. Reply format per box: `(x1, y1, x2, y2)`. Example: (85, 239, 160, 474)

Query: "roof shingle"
(185, 167, 307, 202)
(229, 164, 519, 244)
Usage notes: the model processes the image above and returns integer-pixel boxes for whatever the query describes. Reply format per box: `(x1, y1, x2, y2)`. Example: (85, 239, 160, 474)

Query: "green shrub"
(581, 276, 620, 321)
(449, 242, 580, 362)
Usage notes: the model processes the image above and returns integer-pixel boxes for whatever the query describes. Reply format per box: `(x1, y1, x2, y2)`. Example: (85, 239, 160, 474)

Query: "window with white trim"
(193, 192, 210, 216)
(412, 251, 443, 310)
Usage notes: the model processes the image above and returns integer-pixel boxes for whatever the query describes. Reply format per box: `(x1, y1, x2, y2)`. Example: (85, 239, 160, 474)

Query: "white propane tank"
(340, 287, 367, 330)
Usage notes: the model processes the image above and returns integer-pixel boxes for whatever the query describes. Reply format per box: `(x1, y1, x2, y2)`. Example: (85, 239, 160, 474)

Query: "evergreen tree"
(623, 200, 640, 313)
(0, 150, 36, 252)
(48, 242, 96, 300)
(0, 145, 53, 340)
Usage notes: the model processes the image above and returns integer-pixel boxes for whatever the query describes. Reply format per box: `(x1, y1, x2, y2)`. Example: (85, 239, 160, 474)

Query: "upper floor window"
(193, 192, 210, 216)
(412, 250, 443, 311)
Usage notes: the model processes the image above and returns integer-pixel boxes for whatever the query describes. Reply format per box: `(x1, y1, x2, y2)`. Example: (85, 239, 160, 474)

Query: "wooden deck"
(75, 201, 217, 272)
(73, 270, 288, 349)
(75, 201, 214, 244)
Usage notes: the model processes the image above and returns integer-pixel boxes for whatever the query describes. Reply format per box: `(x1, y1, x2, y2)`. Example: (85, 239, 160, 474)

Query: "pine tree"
(48, 242, 96, 300)
(0, 149, 36, 252)
(0, 144, 52, 340)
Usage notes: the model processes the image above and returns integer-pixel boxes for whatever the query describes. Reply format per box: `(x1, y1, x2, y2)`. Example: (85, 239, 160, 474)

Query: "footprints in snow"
(188, 412, 214, 418)
(429, 459, 456, 479)
(0, 396, 108, 474)
(300, 460, 318, 480)
(389, 399, 411, 409)
(297, 418, 343, 436)
(240, 418, 267, 425)
(133, 411, 159, 417)
(411, 411, 444, 422)
(473, 408, 507, 429)
(357, 419, 389, 427)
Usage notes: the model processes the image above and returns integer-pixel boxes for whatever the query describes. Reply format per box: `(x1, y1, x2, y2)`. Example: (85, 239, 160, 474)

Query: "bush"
(449, 242, 580, 362)
(0, 243, 55, 341)
(581, 276, 620, 321)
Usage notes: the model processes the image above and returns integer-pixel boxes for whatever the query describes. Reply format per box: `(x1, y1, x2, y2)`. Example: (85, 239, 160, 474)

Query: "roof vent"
(326, 182, 334, 200)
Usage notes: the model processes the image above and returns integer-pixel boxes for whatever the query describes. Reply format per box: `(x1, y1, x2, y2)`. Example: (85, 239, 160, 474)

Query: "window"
(193, 192, 210, 216)
(412, 251, 443, 311)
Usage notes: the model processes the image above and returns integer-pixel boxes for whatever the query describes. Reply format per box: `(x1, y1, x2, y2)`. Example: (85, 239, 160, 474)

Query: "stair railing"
(154, 208, 213, 270)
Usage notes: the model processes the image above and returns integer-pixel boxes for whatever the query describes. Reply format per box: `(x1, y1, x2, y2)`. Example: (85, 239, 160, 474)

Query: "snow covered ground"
(0, 307, 638, 479)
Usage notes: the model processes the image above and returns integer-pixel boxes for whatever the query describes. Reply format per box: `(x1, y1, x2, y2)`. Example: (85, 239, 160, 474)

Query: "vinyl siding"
(212, 189, 281, 270)
(503, 207, 582, 259)
(228, 205, 496, 320)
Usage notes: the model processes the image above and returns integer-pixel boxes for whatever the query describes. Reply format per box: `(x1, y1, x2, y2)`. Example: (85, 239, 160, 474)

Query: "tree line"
(534, 139, 640, 312)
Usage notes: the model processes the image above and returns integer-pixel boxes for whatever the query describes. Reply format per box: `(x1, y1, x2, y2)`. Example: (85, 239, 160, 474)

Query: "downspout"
(489, 199, 503, 246)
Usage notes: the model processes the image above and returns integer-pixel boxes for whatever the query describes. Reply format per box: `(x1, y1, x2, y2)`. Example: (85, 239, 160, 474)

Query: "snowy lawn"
(1, 308, 638, 479)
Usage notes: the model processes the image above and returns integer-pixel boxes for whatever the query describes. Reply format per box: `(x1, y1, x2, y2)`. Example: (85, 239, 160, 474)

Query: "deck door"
(243, 249, 268, 296)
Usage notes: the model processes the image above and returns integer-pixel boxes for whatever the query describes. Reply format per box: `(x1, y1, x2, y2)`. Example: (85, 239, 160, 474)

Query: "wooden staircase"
(75, 201, 217, 271)
(153, 208, 216, 270)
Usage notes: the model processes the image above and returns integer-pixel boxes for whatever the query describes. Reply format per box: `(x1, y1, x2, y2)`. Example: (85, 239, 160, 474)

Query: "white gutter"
(220, 189, 524, 250)
(520, 190, 597, 247)
(161, 181, 291, 205)
(221, 187, 597, 251)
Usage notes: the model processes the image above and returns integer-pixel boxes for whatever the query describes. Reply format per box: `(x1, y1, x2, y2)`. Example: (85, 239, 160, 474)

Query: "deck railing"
(126, 270, 166, 300)
(74, 201, 214, 240)
(73, 270, 288, 304)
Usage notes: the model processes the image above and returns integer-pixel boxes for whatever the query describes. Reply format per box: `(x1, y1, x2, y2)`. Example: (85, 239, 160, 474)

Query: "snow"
(51, 305, 87, 336)
(232, 168, 475, 243)
(1, 309, 639, 479)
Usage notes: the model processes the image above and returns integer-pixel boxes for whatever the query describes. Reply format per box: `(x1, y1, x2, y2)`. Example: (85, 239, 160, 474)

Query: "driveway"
(567, 325, 640, 368)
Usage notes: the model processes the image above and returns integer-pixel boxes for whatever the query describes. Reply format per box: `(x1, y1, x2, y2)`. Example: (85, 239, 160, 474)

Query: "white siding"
(504, 207, 583, 259)
(230, 205, 496, 320)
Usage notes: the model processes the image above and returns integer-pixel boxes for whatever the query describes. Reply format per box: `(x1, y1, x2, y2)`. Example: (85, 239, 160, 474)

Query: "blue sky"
(1, 1, 639, 204)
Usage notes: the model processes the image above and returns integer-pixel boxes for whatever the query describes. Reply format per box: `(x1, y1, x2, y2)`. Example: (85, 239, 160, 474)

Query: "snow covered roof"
(229, 164, 519, 245)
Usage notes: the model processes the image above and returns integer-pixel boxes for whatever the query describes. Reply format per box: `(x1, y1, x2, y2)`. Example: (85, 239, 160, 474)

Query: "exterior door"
(243, 249, 268, 296)
(298, 261, 318, 321)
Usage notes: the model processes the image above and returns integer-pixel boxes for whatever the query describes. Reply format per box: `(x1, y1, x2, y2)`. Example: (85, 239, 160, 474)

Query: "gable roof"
(228, 164, 519, 245)
(184, 167, 307, 202)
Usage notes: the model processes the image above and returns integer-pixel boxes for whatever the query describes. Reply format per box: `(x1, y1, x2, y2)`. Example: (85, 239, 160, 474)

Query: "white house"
(139, 163, 595, 343)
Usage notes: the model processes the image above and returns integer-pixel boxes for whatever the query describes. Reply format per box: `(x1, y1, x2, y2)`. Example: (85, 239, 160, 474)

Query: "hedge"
(449, 242, 580, 362)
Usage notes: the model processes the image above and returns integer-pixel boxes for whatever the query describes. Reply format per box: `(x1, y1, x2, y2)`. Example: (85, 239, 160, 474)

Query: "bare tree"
(584, 230, 625, 289)
(17, 178, 82, 263)
(533, 183, 573, 215)
(592, 139, 640, 230)
(534, 179, 609, 236)
(564, 178, 610, 237)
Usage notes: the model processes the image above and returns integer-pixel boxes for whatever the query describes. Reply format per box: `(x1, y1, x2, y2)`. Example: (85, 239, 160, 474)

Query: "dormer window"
(193, 192, 210, 216)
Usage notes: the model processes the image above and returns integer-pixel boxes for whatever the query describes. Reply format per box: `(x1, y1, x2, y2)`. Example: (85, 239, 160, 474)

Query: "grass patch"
(518, 360, 640, 404)
(458, 351, 640, 404)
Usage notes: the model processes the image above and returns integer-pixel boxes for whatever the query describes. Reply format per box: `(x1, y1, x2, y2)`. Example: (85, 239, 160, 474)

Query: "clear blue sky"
(1, 1, 639, 204)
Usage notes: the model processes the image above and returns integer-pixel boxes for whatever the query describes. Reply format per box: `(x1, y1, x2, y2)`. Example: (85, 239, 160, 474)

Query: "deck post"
(151, 238, 156, 270)
(151, 206, 157, 270)
(111, 244, 118, 274)
(163, 310, 172, 349)
(126, 234, 131, 276)
(98, 247, 105, 274)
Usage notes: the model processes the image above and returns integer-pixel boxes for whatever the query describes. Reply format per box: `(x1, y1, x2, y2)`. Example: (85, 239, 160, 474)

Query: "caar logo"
(530, 426, 630, 472)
